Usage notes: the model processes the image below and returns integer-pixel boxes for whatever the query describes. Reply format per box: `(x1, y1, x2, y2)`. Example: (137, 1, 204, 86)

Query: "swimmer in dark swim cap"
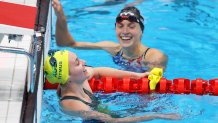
(53, 0, 168, 73)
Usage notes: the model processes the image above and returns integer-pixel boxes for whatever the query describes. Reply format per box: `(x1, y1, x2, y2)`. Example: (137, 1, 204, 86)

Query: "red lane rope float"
(44, 77, 218, 96)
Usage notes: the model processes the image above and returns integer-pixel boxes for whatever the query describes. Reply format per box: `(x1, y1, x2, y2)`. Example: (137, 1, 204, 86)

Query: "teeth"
(122, 37, 131, 40)
(120, 34, 132, 40)
(121, 36, 132, 40)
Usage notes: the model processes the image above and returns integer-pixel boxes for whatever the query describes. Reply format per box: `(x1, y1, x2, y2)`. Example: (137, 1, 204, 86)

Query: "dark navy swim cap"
(116, 7, 144, 32)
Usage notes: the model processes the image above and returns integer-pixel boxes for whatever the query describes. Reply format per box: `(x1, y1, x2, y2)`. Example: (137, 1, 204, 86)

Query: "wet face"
(116, 20, 142, 48)
(68, 52, 89, 83)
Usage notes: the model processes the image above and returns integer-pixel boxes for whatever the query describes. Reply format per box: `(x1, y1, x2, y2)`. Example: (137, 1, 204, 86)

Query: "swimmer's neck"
(122, 45, 147, 59)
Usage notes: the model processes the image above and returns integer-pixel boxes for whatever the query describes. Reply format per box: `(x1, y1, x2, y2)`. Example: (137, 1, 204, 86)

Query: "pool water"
(42, 0, 218, 122)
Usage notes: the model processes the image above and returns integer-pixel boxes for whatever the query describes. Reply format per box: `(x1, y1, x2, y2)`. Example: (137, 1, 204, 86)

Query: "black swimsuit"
(60, 88, 100, 110)
(60, 89, 104, 123)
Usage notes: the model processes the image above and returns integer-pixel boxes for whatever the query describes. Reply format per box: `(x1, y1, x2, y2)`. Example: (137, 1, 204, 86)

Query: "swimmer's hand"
(52, 0, 64, 17)
(136, 72, 150, 79)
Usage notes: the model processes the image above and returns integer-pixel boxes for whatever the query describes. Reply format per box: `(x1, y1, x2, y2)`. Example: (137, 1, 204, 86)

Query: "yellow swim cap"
(148, 68, 163, 90)
(44, 50, 69, 85)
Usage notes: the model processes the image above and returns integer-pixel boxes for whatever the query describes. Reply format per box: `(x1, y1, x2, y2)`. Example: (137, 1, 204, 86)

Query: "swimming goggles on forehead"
(120, 11, 135, 16)
(116, 11, 143, 23)
(48, 50, 59, 68)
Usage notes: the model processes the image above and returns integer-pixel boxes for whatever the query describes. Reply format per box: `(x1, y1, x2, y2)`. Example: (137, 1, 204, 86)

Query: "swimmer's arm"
(53, 1, 120, 55)
(55, 9, 121, 55)
(56, 12, 120, 55)
(72, 41, 121, 55)
(63, 101, 164, 122)
(52, 0, 74, 46)
(75, 111, 181, 123)
(63, 103, 181, 122)
(93, 67, 150, 79)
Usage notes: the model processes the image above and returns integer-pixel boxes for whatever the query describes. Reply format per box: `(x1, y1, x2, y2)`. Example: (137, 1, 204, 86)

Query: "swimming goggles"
(116, 11, 142, 23)
(48, 50, 59, 68)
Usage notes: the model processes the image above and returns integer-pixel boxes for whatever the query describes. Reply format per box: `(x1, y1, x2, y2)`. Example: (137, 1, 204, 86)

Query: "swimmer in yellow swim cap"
(44, 49, 181, 122)
(44, 50, 69, 85)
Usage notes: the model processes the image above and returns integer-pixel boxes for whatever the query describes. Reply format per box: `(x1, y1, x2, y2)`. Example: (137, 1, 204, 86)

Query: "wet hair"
(116, 6, 144, 32)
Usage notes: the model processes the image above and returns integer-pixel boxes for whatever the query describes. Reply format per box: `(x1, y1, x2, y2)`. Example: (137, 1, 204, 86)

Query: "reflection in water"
(172, 0, 218, 28)
(96, 92, 176, 117)
(69, 0, 146, 18)
(70, 0, 127, 18)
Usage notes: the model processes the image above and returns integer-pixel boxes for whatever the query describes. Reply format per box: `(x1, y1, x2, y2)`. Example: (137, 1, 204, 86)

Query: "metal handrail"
(1, 0, 50, 122)
(0, 45, 36, 92)
(20, 0, 51, 122)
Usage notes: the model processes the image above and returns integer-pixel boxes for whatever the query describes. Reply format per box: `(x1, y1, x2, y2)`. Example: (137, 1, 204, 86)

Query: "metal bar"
(21, 34, 44, 123)
(21, 0, 51, 122)
(0, 46, 35, 93)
